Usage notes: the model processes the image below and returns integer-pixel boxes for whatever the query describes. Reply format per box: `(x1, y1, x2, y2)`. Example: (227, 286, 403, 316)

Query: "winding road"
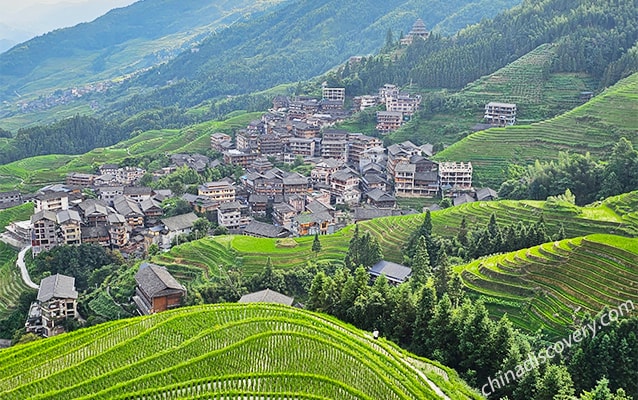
(17, 246, 38, 290)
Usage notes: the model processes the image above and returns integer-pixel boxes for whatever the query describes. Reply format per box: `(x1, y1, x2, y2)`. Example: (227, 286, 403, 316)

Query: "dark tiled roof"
(37, 274, 78, 302)
(244, 221, 289, 238)
(135, 263, 186, 299)
(238, 289, 294, 306)
(81, 224, 110, 239)
(162, 212, 199, 232)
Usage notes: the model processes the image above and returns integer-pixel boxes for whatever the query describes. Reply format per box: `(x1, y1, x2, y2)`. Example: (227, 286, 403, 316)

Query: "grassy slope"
(434, 71, 638, 186)
(456, 234, 638, 338)
(0, 303, 481, 400)
(0, 203, 35, 319)
(386, 43, 596, 146)
(153, 191, 638, 286)
(0, 112, 260, 192)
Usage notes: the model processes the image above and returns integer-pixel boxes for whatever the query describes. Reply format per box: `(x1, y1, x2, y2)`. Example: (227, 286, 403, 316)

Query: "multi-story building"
(31, 210, 59, 256)
(123, 186, 152, 204)
(282, 172, 310, 195)
(288, 138, 316, 158)
(133, 263, 186, 315)
(217, 201, 252, 230)
(387, 141, 422, 178)
(273, 202, 297, 227)
(107, 213, 129, 248)
(26, 274, 78, 337)
(34, 191, 69, 212)
(379, 84, 400, 103)
(484, 102, 517, 126)
(56, 210, 82, 246)
(114, 195, 145, 228)
(322, 87, 345, 102)
(348, 133, 383, 164)
(439, 161, 473, 189)
(353, 95, 379, 111)
(376, 111, 403, 133)
(65, 172, 95, 187)
(386, 93, 422, 116)
(97, 186, 124, 206)
(236, 130, 260, 152)
(258, 133, 285, 155)
(0, 190, 22, 209)
(311, 159, 343, 185)
(198, 181, 236, 203)
(223, 149, 258, 167)
(210, 132, 232, 152)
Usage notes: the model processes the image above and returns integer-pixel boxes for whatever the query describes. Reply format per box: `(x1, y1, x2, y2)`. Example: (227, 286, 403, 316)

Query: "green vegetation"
(0, 112, 259, 192)
(435, 72, 638, 185)
(0, 303, 480, 400)
(152, 191, 638, 288)
(0, 203, 34, 232)
(457, 234, 638, 336)
(0, 243, 28, 319)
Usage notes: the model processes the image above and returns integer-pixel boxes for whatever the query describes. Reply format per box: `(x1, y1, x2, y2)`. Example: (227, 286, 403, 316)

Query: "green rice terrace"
(458, 43, 595, 123)
(0, 243, 28, 320)
(0, 112, 260, 192)
(0, 303, 481, 400)
(153, 191, 638, 282)
(457, 234, 638, 337)
(435, 71, 638, 186)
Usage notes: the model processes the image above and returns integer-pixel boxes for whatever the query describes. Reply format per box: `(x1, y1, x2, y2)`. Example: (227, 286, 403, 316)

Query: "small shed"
(369, 260, 412, 285)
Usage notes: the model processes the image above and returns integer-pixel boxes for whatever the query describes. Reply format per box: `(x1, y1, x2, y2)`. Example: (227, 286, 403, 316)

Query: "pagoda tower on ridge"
(400, 18, 430, 45)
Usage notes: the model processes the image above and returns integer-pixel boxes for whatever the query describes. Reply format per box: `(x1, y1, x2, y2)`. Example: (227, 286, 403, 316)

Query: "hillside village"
(0, 79, 512, 266)
(1, 3, 637, 400)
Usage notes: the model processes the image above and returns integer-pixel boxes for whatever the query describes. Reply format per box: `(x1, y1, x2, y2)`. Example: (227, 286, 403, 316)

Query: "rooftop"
(37, 274, 78, 302)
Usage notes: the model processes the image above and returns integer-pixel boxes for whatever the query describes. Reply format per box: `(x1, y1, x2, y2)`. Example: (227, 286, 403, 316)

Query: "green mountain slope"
(0, 303, 481, 399)
(457, 234, 638, 337)
(434, 71, 638, 186)
(0, 0, 286, 103)
(151, 192, 638, 281)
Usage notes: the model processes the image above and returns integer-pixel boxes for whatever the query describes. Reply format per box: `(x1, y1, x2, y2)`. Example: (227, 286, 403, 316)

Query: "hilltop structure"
(400, 18, 430, 45)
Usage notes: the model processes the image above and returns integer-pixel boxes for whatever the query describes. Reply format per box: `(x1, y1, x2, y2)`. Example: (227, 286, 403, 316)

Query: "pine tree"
(411, 236, 431, 287)
(312, 233, 322, 254)
(434, 251, 450, 298)
(412, 284, 437, 355)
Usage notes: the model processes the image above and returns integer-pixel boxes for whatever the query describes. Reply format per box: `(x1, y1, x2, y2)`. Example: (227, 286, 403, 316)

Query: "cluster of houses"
(3, 171, 202, 257)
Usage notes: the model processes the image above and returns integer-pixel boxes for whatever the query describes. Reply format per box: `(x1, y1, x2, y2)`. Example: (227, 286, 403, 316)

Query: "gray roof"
(238, 289, 294, 306)
(162, 212, 199, 232)
(366, 188, 395, 203)
(56, 209, 82, 225)
(244, 221, 289, 238)
(395, 163, 416, 173)
(249, 194, 269, 203)
(81, 224, 110, 239)
(31, 210, 57, 224)
(476, 187, 498, 201)
(135, 263, 186, 299)
(114, 195, 144, 216)
(454, 194, 476, 207)
(306, 200, 332, 214)
(37, 274, 78, 302)
(141, 197, 162, 212)
(369, 260, 412, 283)
(123, 186, 152, 196)
(219, 201, 246, 212)
(78, 199, 110, 216)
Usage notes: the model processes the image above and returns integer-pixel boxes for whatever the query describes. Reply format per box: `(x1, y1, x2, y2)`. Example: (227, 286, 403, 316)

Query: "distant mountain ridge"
(0, 0, 521, 128)
(0, 0, 288, 101)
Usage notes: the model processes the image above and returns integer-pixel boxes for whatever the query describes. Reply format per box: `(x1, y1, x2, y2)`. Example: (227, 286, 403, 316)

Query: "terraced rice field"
(0, 243, 31, 319)
(152, 192, 638, 290)
(436, 71, 638, 185)
(459, 43, 592, 122)
(0, 303, 480, 400)
(457, 234, 638, 337)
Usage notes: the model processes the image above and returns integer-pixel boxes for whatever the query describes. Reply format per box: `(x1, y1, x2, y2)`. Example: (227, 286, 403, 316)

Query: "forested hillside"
(340, 0, 638, 94)
(0, 0, 287, 102)
(104, 0, 520, 119)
